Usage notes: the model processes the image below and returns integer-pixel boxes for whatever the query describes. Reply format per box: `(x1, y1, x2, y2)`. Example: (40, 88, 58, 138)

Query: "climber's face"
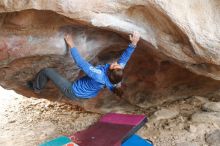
(110, 62, 122, 70)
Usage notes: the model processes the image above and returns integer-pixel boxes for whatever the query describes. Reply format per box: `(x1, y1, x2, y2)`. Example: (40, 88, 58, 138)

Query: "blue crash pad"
(39, 136, 72, 146)
(122, 135, 153, 146)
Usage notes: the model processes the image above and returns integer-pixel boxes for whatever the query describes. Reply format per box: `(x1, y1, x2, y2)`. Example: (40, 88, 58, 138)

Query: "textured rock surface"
(191, 112, 220, 126)
(150, 108, 179, 121)
(175, 142, 199, 146)
(202, 102, 220, 112)
(205, 130, 220, 146)
(0, 0, 220, 112)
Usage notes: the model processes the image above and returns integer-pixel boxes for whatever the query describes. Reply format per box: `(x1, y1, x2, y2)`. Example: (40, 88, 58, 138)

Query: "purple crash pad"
(100, 113, 146, 125)
(69, 113, 147, 146)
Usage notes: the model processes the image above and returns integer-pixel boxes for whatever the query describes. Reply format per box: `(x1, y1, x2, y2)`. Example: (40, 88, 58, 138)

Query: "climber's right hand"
(129, 31, 140, 46)
(64, 34, 75, 49)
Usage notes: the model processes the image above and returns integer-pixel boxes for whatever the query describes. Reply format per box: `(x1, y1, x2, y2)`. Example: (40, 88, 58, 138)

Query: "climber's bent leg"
(32, 68, 80, 100)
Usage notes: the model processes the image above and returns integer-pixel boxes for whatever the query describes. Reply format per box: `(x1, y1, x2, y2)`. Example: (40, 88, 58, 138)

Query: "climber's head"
(108, 62, 123, 84)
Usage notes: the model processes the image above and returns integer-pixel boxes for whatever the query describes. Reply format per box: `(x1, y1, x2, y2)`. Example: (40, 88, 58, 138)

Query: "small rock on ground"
(205, 130, 220, 146)
(150, 108, 179, 121)
(176, 142, 199, 146)
(191, 112, 220, 126)
(202, 102, 220, 112)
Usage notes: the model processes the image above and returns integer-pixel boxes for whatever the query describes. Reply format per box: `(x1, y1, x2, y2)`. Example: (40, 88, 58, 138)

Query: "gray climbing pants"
(33, 68, 80, 100)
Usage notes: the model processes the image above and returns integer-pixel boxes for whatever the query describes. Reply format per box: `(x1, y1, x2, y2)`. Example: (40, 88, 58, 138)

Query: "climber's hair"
(108, 68, 123, 84)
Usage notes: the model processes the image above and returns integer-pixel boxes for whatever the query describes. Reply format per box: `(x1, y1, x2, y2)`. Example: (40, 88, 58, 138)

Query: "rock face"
(0, 0, 220, 112)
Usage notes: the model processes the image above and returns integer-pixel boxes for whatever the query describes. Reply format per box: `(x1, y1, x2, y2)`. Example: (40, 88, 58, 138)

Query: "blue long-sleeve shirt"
(71, 44, 136, 98)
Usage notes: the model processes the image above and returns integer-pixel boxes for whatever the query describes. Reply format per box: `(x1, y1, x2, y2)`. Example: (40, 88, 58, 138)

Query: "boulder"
(0, 0, 220, 112)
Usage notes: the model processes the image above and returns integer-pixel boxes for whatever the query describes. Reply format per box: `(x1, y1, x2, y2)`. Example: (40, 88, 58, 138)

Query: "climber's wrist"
(131, 41, 137, 46)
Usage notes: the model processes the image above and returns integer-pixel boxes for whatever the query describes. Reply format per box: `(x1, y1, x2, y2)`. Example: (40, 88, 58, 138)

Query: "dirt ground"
(0, 86, 220, 146)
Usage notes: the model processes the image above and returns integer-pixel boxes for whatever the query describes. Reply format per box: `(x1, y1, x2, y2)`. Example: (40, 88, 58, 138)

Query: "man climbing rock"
(27, 31, 140, 100)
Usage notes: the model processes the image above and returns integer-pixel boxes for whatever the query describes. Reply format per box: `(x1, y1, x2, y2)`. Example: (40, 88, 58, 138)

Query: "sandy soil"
(0, 86, 219, 146)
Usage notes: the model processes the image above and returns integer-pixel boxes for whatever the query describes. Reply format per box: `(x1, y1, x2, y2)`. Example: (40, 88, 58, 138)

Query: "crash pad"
(122, 134, 153, 146)
(69, 113, 147, 146)
(39, 136, 72, 146)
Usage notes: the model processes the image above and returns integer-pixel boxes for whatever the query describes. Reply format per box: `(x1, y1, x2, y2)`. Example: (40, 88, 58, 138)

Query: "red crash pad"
(69, 113, 147, 146)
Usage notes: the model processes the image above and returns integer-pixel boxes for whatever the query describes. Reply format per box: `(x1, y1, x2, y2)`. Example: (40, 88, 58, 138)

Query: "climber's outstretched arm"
(64, 34, 104, 81)
(117, 31, 140, 68)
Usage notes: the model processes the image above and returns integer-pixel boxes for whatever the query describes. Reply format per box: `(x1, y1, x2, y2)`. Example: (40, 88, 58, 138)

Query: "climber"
(27, 31, 140, 100)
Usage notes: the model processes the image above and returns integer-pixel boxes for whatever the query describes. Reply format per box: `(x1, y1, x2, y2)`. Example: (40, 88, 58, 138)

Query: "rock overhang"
(0, 1, 220, 112)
